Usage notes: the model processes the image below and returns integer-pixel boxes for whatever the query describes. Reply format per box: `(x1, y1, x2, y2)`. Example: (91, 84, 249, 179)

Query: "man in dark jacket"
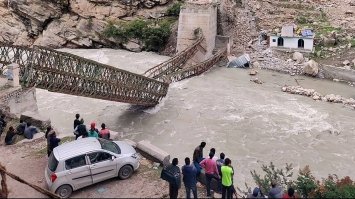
(74, 119, 87, 139)
(5, 126, 16, 145)
(166, 158, 181, 199)
(182, 157, 198, 199)
(73, 113, 80, 130)
(0, 115, 7, 136)
(16, 120, 26, 135)
(48, 131, 61, 157)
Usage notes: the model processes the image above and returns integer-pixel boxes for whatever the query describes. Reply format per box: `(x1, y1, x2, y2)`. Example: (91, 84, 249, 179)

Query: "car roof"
(53, 137, 102, 161)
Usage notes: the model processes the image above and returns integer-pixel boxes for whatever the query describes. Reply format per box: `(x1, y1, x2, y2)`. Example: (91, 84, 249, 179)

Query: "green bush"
(249, 163, 355, 198)
(295, 166, 317, 198)
(103, 18, 175, 51)
(167, 2, 183, 16)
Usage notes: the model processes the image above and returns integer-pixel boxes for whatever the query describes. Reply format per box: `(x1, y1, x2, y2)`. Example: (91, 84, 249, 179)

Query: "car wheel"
(55, 184, 73, 198)
(118, 165, 133, 180)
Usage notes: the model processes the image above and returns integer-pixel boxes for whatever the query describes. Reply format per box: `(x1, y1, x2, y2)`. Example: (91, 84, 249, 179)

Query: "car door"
(88, 151, 118, 184)
(64, 155, 93, 190)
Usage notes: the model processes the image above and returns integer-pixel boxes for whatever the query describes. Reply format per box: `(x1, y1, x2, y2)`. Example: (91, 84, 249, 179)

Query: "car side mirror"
(111, 156, 115, 161)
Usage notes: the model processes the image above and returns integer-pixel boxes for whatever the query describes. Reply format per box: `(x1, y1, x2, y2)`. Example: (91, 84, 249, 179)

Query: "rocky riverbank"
(282, 85, 355, 110)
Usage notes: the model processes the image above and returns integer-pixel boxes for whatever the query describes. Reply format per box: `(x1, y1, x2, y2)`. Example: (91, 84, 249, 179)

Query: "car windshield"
(48, 153, 59, 172)
(98, 138, 121, 154)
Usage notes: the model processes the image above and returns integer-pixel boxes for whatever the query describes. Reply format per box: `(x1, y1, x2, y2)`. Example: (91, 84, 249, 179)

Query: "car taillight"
(50, 173, 57, 182)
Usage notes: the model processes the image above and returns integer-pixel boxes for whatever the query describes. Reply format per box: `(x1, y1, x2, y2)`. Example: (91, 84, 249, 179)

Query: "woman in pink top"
(99, 123, 110, 140)
(200, 152, 220, 197)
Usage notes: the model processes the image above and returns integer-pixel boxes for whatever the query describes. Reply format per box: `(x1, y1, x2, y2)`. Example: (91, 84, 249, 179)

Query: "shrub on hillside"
(248, 162, 355, 198)
(103, 19, 175, 52)
(166, 2, 183, 16)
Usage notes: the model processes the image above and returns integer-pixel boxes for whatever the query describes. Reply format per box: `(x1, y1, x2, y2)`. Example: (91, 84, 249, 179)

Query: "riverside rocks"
(303, 60, 319, 77)
(292, 52, 304, 64)
(282, 85, 355, 109)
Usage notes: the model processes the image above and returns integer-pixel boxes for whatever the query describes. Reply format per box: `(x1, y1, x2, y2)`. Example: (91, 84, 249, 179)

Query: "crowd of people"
(73, 114, 111, 140)
(2, 113, 111, 156)
(162, 142, 297, 199)
(1, 114, 40, 145)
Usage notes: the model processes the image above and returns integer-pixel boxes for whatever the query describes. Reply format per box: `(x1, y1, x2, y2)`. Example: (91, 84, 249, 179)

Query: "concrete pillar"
(7, 63, 20, 87)
(177, 3, 217, 62)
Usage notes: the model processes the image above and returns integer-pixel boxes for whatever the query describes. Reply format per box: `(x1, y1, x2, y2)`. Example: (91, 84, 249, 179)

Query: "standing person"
(87, 122, 99, 138)
(221, 158, 233, 199)
(24, 122, 39, 139)
(48, 131, 61, 157)
(268, 180, 283, 199)
(74, 119, 87, 139)
(182, 157, 198, 199)
(166, 158, 181, 199)
(5, 126, 16, 145)
(208, 148, 218, 161)
(0, 115, 7, 136)
(16, 120, 26, 135)
(99, 123, 110, 140)
(193, 142, 206, 176)
(216, 152, 225, 193)
(73, 114, 81, 130)
(200, 152, 220, 197)
(193, 142, 206, 163)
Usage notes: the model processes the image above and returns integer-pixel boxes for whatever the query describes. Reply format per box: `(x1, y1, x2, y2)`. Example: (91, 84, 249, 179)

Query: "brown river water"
(36, 48, 355, 187)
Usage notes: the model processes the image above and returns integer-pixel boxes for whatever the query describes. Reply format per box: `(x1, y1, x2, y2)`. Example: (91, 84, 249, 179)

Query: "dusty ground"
(0, 135, 209, 198)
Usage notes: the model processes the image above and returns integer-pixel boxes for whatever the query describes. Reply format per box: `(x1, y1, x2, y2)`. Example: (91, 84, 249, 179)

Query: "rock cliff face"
(0, 0, 170, 48)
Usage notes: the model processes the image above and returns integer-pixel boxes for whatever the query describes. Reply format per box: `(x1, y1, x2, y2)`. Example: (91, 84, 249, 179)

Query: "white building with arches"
(269, 24, 314, 52)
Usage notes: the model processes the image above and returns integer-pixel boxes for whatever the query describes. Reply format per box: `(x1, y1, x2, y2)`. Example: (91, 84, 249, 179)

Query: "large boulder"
(292, 52, 304, 63)
(123, 39, 142, 52)
(303, 60, 319, 77)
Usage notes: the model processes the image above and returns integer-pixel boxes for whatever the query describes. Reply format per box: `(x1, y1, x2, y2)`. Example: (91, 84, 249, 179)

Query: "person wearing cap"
(200, 152, 220, 197)
(88, 122, 99, 138)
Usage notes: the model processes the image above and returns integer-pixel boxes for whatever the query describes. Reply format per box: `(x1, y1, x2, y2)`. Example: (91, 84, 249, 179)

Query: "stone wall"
(0, 87, 38, 117)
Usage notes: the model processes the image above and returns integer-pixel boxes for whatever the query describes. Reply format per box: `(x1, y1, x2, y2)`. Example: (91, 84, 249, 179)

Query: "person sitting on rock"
(87, 122, 99, 138)
(24, 122, 39, 139)
(99, 123, 110, 140)
(0, 114, 7, 136)
(16, 120, 26, 135)
(5, 126, 16, 145)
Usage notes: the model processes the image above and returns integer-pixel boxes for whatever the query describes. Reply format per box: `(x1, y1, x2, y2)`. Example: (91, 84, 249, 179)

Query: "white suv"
(45, 137, 140, 198)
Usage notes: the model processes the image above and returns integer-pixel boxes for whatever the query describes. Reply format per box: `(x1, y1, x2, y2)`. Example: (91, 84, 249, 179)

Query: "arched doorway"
(277, 37, 284, 47)
(298, 39, 305, 48)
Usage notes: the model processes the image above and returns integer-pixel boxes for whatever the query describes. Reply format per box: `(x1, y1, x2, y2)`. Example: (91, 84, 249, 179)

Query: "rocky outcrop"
(281, 85, 355, 110)
(303, 60, 319, 77)
(0, 0, 172, 48)
(292, 52, 304, 64)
